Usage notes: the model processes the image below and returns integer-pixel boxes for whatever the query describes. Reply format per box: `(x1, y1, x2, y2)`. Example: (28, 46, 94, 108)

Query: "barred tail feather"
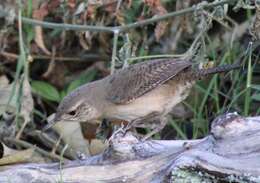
(197, 63, 241, 77)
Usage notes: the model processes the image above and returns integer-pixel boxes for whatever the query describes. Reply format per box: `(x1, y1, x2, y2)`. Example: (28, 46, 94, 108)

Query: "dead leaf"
(32, 3, 51, 55)
(46, 0, 61, 12)
(74, 2, 86, 15)
(144, 0, 167, 14)
(34, 26, 51, 55)
(79, 115, 108, 156)
(0, 148, 45, 165)
(89, 139, 108, 155)
(86, 3, 98, 20)
(0, 75, 34, 139)
(101, 0, 117, 14)
(81, 123, 99, 141)
(0, 75, 9, 87)
(0, 0, 16, 24)
(15, 76, 34, 139)
(67, 0, 76, 11)
(48, 114, 108, 156)
(43, 62, 66, 88)
(144, 0, 168, 41)
(21, 77, 34, 122)
(0, 76, 16, 114)
(127, 0, 133, 8)
(155, 21, 168, 41)
(1, 143, 15, 157)
(176, 0, 193, 34)
(116, 11, 125, 25)
(78, 32, 92, 50)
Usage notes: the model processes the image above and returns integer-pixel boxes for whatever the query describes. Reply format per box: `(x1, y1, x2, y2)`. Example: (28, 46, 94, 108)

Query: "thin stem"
(203, 11, 232, 31)
(170, 119, 187, 140)
(227, 88, 247, 110)
(198, 75, 217, 115)
(115, 0, 236, 32)
(0, 51, 108, 62)
(244, 42, 253, 116)
(59, 144, 68, 182)
(0, 0, 235, 33)
(213, 77, 220, 113)
(12, 1, 24, 127)
(22, 17, 114, 33)
(15, 1, 30, 140)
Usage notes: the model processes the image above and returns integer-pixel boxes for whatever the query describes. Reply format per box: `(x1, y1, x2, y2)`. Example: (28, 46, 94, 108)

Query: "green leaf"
(50, 29, 62, 38)
(66, 70, 97, 94)
(26, 0, 33, 17)
(60, 90, 67, 100)
(25, 26, 35, 44)
(252, 93, 260, 101)
(31, 81, 60, 102)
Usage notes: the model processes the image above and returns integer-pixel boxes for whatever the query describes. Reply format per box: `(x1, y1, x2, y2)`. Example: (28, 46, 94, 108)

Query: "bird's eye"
(68, 110, 76, 116)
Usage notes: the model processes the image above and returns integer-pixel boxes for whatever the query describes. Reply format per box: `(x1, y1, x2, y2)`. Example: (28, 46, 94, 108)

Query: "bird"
(42, 58, 240, 139)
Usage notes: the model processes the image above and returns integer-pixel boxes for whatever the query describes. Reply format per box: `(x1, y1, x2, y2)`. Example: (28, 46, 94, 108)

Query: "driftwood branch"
(0, 113, 260, 182)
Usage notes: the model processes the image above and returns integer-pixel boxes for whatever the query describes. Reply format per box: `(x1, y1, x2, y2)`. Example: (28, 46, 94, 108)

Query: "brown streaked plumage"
(43, 58, 240, 139)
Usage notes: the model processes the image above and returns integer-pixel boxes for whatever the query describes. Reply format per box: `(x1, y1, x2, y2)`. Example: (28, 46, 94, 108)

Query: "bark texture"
(0, 113, 260, 183)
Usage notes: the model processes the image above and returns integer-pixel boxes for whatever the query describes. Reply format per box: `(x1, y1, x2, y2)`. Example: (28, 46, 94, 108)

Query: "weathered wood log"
(0, 113, 260, 183)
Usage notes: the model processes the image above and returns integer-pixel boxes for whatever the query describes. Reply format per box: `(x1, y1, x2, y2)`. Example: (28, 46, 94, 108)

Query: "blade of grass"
(169, 119, 187, 140)
(244, 42, 253, 116)
(213, 77, 220, 113)
(257, 107, 260, 115)
(198, 51, 230, 115)
(58, 144, 68, 183)
(228, 88, 247, 110)
(195, 84, 217, 100)
(12, 2, 27, 125)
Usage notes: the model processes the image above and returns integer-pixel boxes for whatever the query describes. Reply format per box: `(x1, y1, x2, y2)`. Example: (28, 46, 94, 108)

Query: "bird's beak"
(42, 114, 58, 132)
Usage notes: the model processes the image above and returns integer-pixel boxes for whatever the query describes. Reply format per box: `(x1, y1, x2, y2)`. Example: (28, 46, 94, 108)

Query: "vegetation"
(0, 0, 259, 163)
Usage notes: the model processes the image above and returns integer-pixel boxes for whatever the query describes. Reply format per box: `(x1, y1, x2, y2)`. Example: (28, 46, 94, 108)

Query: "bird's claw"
(108, 123, 129, 142)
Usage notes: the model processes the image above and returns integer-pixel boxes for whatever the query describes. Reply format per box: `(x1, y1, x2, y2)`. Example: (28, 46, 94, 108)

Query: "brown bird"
(43, 58, 240, 139)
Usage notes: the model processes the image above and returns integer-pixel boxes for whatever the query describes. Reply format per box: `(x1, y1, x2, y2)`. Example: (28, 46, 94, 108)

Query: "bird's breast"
(105, 79, 194, 122)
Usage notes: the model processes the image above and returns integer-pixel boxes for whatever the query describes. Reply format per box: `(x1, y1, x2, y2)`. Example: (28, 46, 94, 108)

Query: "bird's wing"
(106, 58, 192, 104)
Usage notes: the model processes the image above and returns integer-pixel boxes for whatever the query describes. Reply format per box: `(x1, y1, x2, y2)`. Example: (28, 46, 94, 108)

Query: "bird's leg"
(109, 120, 132, 141)
(110, 112, 162, 141)
(124, 120, 136, 131)
(129, 112, 161, 129)
(141, 115, 168, 141)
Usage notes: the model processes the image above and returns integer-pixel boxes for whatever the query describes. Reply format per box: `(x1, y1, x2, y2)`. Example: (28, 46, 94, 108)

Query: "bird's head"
(43, 85, 101, 131)
(55, 99, 99, 123)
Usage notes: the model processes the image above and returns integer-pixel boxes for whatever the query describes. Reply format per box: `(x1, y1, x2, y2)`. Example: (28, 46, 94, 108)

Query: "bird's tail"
(196, 63, 241, 78)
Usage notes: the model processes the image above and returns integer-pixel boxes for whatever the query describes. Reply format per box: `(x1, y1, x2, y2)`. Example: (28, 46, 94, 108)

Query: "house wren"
(43, 58, 240, 139)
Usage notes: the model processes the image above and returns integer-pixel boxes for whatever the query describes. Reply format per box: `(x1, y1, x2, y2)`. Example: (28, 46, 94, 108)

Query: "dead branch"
(0, 113, 260, 182)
